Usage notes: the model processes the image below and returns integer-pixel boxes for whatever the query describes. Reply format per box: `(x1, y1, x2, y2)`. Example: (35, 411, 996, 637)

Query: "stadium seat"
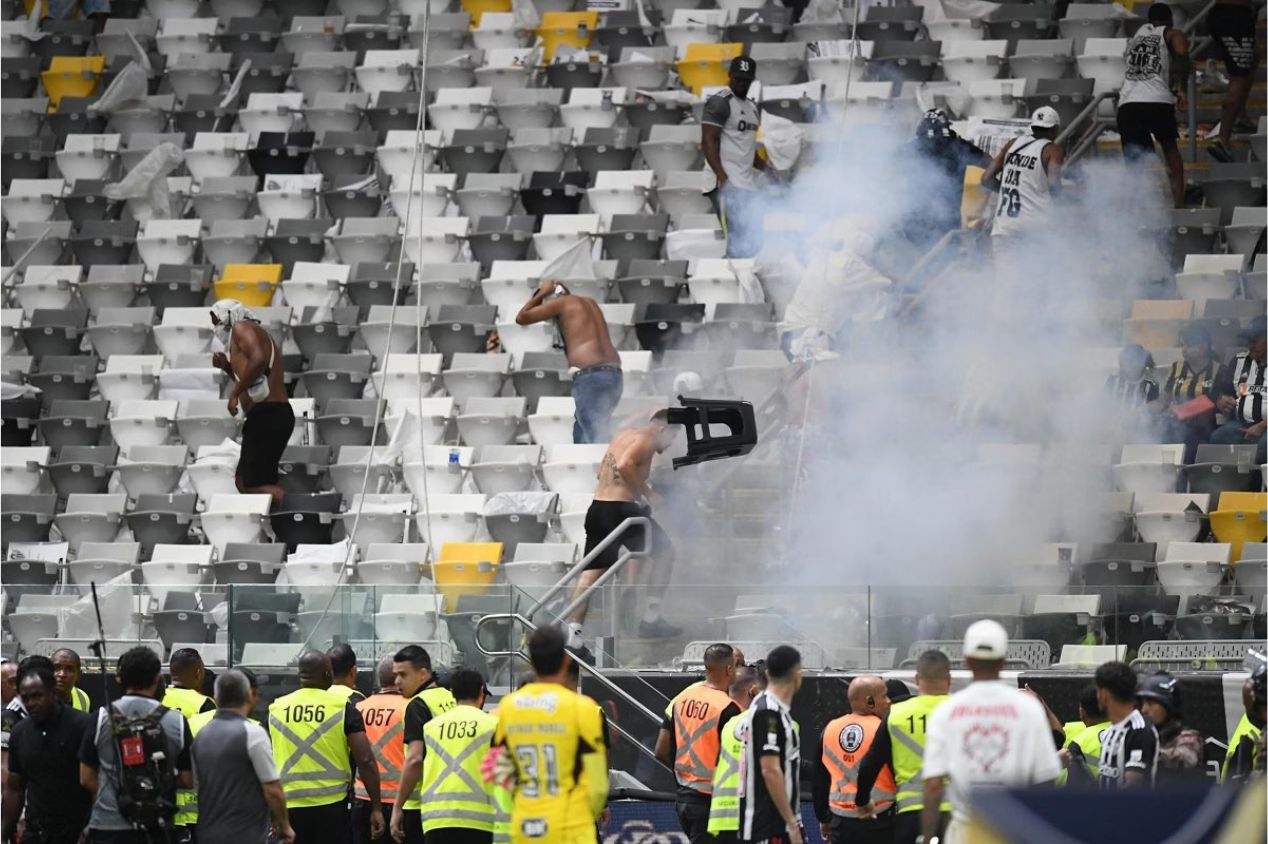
(1133, 493, 1209, 545)
(29, 356, 97, 410)
(414, 493, 485, 548)
(542, 444, 607, 496)
(47, 444, 116, 497)
(214, 541, 285, 586)
(201, 493, 272, 551)
(186, 446, 241, 503)
(470, 445, 541, 496)
(214, 263, 282, 308)
(1157, 542, 1231, 598)
(41, 55, 105, 110)
(941, 40, 1007, 84)
(676, 42, 742, 95)
(186, 132, 250, 184)
(967, 78, 1025, 120)
(329, 445, 395, 499)
(116, 445, 188, 499)
(1124, 299, 1193, 348)
(375, 592, 440, 640)
(1175, 254, 1244, 302)
(0, 494, 56, 546)
(341, 493, 414, 551)
(456, 397, 525, 448)
(1226, 207, 1267, 257)
(433, 541, 502, 610)
(1199, 164, 1266, 226)
(358, 542, 428, 586)
(55, 493, 126, 550)
(1187, 443, 1262, 498)
(493, 89, 562, 132)
(109, 400, 177, 451)
(19, 308, 87, 359)
(1209, 492, 1268, 561)
(67, 540, 140, 588)
(358, 306, 426, 363)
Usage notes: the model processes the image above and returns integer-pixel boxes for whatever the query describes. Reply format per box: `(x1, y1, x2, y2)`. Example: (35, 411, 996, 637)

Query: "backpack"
(108, 703, 180, 831)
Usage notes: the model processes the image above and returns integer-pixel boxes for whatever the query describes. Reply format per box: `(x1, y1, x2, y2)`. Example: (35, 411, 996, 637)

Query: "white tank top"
(1120, 24, 1174, 105)
(991, 135, 1053, 238)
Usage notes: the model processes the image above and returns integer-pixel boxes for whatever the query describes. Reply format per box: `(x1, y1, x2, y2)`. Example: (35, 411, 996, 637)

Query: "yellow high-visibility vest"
(419, 705, 497, 833)
(888, 695, 950, 815)
(269, 687, 353, 808)
(1222, 714, 1264, 781)
(70, 687, 91, 712)
(163, 686, 212, 827)
(707, 712, 747, 834)
(174, 708, 217, 826)
(403, 686, 457, 811)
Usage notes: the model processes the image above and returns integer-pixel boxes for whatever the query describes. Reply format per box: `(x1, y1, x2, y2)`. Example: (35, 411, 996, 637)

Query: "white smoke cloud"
(650, 107, 1178, 663)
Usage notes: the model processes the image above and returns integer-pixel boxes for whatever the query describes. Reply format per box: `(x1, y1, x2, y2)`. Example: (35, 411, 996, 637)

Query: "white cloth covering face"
(210, 299, 272, 404)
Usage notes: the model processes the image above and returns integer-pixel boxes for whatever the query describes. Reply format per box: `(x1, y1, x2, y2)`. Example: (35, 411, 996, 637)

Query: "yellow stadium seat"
(41, 56, 106, 111)
(676, 43, 742, 96)
(535, 12, 599, 62)
(461, 0, 511, 26)
(1210, 491, 1267, 561)
(961, 166, 990, 228)
(434, 542, 503, 611)
(214, 264, 283, 308)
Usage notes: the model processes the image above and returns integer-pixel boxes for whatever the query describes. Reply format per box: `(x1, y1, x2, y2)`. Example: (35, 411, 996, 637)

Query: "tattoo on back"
(601, 453, 621, 484)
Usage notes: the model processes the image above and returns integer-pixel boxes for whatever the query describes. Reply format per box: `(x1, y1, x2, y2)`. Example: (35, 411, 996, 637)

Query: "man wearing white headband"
(210, 299, 292, 506)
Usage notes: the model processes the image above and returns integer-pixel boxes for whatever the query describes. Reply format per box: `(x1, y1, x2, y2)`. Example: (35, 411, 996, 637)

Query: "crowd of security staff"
(1, 632, 1263, 844)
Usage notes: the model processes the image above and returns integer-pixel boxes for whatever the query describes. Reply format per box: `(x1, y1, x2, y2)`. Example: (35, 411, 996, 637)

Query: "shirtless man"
(515, 280, 623, 444)
(567, 410, 682, 642)
(209, 299, 293, 506)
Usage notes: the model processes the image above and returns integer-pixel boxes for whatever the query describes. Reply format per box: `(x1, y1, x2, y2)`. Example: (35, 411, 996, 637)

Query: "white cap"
(963, 619, 1009, 660)
(1030, 106, 1060, 130)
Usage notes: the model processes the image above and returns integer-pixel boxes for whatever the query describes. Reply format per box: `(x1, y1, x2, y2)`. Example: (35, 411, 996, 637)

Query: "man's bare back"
(514, 282, 620, 370)
(593, 427, 657, 502)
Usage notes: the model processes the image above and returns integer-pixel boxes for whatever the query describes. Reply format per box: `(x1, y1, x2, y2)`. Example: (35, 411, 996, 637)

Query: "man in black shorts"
(1206, 0, 1262, 162)
(211, 299, 294, 507)
(1116, 3, 1190, 207)
(567, 411, 682, 642)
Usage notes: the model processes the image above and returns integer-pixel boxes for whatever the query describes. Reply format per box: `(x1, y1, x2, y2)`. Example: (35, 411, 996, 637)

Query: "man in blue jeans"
(1211, 315, 1266, 464)
(516, 279, 624, 443)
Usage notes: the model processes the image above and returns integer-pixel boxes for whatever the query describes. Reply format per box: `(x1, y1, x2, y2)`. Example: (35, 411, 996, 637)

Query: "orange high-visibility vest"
(355, 692, 409, 803)
(672, 685, 732, 794)
(821, 713, 896, 818)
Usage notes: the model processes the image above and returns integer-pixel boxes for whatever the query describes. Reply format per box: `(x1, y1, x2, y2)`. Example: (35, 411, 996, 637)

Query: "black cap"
(885, 678, 913, 703)
(1179, 323, 1212, 348)
(730, 56, 756, 79)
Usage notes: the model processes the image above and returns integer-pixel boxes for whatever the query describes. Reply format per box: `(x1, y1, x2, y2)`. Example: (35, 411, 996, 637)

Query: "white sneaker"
(567, 622, 584, 648)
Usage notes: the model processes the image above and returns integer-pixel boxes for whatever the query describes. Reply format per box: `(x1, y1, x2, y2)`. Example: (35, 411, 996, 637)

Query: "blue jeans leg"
(571, 369, 623, 443)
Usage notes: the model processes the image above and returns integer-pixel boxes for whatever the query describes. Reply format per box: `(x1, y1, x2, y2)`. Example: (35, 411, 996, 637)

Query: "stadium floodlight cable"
(296, 0, 436, 655)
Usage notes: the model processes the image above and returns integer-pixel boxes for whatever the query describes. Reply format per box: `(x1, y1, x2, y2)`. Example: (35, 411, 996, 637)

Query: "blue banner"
(603, 800, 827, 844)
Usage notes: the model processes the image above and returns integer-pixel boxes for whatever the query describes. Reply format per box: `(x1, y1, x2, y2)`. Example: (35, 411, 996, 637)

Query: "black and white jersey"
(739, 690, 799, 841)
(1098, 709, 1158, 789)
(701, 88, 760, 191)
(1229, 352, 1265, 424)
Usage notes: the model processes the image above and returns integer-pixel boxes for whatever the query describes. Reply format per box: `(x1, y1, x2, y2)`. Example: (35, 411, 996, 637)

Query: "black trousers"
(676, 800, 717, 844)
(352, 800, 392, 844)
(89, 832, 159, 844)
(290, 801, 351, 844)
(827, 813, 895, 844)
(893, 810, 948, 844)
(402, 809, 424, 844)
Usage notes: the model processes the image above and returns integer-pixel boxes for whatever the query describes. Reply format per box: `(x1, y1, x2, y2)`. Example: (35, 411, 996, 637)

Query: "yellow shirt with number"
(494, 682, 608, 843)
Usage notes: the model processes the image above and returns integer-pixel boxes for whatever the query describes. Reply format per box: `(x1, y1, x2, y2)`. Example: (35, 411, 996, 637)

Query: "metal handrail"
(1054, 91, 1119, 149)
(525, 516, 651, 618)
(471, 610, 673, 770)
(1181, 0, 1221, 165)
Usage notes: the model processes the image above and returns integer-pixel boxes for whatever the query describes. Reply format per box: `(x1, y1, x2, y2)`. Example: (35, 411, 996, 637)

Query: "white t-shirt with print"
(923, 681, 1063, 824)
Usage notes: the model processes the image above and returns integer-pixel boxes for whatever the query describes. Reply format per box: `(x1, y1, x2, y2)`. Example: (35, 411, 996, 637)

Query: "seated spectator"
(1106, 344, 1165, 439)
(1137, 671, 1204, 782)
(1211, 315, 1266, 464)
(1158, 324, 1221, 461)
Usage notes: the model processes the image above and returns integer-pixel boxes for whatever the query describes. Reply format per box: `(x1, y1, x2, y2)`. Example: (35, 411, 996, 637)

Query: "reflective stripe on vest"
(822, 714, 895, 818)
(707, 713, 747, 834)
(418, 709, 496, 833)
(165, 687, 211, 827)
(269, 689, 352, 808)
(403, 686, 458, 811)
(71, 687, 91, 712)
(889, 695, 950, 814)
(174, 707, 217, 826)
(491, 782, 513, 844)
(355, 694, 408, 803)
(672, 685, 731, 793)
